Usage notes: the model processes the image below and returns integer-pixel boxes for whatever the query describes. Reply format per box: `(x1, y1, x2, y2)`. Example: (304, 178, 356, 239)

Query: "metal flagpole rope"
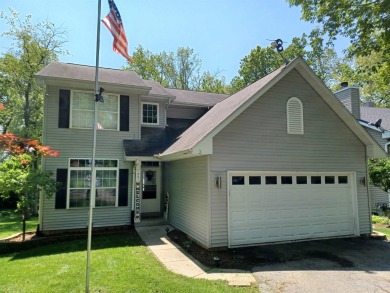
(86, 0, 102, 292)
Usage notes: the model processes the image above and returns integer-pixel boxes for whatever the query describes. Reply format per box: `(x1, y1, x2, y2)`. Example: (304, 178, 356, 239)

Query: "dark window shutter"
(120, 95, 129, 131)
(58, 89, 70, 128)
(118, 169, 129, 206)
(55, 169, 68, 209)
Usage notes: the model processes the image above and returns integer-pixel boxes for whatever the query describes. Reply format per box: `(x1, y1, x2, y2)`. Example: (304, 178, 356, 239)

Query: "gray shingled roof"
(142, 80, 174, 97)
(161, 63, 287, 156)
(123, 119, 196, 157)
(361, 106, 390, 131)
(165, 88, 229, 106)
(36, 62, 148, 88)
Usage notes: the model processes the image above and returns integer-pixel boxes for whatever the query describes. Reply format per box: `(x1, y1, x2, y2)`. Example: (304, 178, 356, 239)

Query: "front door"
(141, 168, 161, 214)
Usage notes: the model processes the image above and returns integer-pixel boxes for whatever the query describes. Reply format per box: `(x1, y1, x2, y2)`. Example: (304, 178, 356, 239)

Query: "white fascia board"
(359, 121, 382, 132)
(156, 149, 207, 162)
(124, 156, 160, 162)
(382, 131, 390, 139)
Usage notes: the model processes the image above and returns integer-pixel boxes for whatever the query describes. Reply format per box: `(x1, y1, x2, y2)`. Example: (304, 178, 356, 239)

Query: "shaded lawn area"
(373, 227, 390, 239)
(0, 210, 38, 239)
(0, 231, 257, 293)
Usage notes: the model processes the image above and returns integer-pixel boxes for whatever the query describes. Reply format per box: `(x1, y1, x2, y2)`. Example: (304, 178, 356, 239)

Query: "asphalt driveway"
(250, 237, 390, 293)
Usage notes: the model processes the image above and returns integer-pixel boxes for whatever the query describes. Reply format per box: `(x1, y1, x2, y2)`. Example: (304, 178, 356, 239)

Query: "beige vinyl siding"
(165, 156, 210, 247)
(209, 69, 369, 247)
(334, 87, 360, 119)
(365, 128, 387, 150)
(41, 162, 133, 231)
(370, 185, 390, 211)
(41, 85, 136, 231)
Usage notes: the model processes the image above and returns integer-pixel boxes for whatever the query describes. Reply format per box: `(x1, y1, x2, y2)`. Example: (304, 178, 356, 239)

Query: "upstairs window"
(142, 102, 159, 125)
(71, 91, 119, 130)
(287, 97, 304, 135)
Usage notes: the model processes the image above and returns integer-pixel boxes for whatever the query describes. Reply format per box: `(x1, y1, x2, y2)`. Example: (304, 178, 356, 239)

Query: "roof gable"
(159, 57, 387, 159)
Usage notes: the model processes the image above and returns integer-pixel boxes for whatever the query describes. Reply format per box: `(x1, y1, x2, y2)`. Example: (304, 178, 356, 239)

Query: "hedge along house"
(36, 57, 387, 248)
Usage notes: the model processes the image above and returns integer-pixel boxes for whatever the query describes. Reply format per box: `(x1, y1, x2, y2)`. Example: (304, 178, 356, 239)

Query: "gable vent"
(287, 97, 304, 135)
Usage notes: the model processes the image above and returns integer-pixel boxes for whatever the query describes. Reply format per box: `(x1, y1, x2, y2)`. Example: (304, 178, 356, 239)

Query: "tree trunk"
(22, 209, 26, 241)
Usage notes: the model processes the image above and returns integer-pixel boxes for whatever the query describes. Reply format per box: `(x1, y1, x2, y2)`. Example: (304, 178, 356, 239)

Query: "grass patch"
(0, 231, 257, 293)
(0, 210, 38, 239)
(373, 227, 390, 239)
(372, 215, 390, 225)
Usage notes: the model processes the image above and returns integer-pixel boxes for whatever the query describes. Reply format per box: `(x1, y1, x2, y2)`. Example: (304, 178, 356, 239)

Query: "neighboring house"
(334, 86, 390, 212)
(36, 57, 387, 249)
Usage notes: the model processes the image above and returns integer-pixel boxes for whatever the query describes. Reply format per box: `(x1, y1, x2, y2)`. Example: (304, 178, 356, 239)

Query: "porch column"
(133, 160, 141, 223)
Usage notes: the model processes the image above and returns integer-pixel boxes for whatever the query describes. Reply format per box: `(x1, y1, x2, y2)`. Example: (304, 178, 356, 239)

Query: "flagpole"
(86, 0, 102, 292)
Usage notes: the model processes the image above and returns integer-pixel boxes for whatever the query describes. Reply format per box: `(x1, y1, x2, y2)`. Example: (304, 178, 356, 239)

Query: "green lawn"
(0, 210, 38, 239)
(373, 227, 390, 239)
(0, 232, 257, 293)
(372, 215, 390, 240)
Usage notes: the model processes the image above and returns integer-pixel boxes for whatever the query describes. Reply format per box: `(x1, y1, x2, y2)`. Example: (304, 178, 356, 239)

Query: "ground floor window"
(68, 159, 118, 208)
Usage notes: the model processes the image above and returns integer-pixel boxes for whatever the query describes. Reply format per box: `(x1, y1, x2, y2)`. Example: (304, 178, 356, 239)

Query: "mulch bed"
(167, 228, 389, 270)
(167, 229, 268, 270)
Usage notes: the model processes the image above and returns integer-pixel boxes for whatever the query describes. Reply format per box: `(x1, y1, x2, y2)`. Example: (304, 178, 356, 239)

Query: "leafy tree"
(287, 0, 389, 58)
(230, 34, 343, 92)
(195, 71, 229, 94)
(287, 0, 390, 105)
(330, 52, 390, 106)
(0, 8, 68, 138)
(125, 45, 229, 92)
(0, 133, 59, 240)
(369, 158, 390, 197)
(368, 143, 390, 217)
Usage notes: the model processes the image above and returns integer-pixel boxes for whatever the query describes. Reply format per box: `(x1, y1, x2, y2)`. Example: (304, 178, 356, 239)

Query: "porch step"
(134, 217, 169, 227)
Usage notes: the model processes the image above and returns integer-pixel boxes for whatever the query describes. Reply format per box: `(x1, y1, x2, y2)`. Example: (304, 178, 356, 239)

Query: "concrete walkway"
(135, 225, 256, 286)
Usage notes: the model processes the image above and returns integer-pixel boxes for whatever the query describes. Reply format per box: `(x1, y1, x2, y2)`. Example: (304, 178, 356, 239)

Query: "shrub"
(372, 215, 390, 225)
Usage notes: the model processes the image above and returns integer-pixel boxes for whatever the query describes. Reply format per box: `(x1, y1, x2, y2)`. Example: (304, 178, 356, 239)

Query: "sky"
(0, 0, 350, 83)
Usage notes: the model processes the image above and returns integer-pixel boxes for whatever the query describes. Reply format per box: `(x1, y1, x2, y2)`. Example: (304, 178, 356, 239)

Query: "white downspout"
(366, 154, 373, 235)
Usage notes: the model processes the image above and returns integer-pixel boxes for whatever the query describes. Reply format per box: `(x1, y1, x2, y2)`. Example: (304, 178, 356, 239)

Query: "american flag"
(102, 0, 132, 62)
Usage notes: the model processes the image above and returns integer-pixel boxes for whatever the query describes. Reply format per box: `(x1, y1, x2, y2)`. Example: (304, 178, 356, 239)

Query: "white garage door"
(228, 172, 358, 247)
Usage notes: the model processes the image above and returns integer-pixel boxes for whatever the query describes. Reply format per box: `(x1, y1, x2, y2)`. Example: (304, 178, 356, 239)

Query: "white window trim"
(287, 97, 304, 135)
(67, 158, 119, 209)
(70, 90, 120, 130)
(141, 102, 159, 125)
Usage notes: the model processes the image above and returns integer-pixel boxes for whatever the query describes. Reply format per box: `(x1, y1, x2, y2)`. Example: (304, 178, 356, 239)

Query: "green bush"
(372, 215, 390, 225)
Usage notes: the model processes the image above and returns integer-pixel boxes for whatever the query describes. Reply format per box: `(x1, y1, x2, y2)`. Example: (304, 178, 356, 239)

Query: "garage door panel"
(228, 172, 357, 247)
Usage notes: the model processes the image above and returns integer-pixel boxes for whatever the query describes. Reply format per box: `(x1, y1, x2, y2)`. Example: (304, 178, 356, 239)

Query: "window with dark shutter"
(55, 169, 68, 209)
(118, 169, 129, 206)
(120, 95, 129, 131)
(58, 89, 70, 128)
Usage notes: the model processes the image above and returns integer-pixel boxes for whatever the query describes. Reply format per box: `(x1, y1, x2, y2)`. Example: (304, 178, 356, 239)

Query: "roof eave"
(36, 75, 152, 95)
(293, 60, 387, 159)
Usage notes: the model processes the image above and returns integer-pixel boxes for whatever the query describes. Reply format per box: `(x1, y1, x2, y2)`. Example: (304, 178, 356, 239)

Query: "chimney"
(334, 82, 361, 119)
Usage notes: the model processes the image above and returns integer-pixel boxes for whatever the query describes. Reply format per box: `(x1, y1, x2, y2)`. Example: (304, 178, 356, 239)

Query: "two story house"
(36, 57, 387, 249)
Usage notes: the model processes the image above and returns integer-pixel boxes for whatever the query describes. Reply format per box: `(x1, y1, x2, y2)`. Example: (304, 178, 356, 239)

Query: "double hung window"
(141, 103, 159, 125)
(68, 159, 118, 208)
(71, 91, 119, 130)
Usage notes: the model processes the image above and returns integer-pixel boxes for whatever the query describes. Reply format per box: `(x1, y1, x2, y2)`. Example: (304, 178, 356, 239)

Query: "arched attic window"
(287, 97, 304, 135)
